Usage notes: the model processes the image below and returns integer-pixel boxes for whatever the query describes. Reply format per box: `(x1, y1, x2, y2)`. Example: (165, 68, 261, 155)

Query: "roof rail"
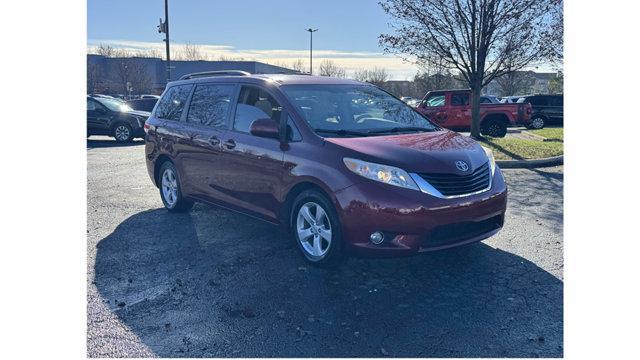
(179, 70, 251, 80)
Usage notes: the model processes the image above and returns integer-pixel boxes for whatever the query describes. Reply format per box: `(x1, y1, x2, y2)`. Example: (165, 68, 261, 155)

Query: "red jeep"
(416, 89, 532, 137)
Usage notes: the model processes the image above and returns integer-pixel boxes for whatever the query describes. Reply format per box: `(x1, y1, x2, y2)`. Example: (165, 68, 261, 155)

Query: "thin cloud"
(87, 39, 420, 80)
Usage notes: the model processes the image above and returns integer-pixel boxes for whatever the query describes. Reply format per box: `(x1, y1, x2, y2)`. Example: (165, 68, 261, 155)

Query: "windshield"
(96, 98, 133, 112)
(281, 84, 439, 137)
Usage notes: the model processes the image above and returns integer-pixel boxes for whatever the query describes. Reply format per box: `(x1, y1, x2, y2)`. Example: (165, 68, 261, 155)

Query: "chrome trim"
(409, 168, 493, 199)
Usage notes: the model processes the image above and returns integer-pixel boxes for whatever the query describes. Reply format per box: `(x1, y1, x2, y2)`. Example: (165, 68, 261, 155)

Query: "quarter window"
(155, 84, 193, 121)
(186, 84, 235, 128)
(233, 86, 282, 134)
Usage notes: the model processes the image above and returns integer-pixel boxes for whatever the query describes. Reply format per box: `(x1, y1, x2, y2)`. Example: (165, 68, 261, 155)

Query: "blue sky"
(87, 0, 419, 79)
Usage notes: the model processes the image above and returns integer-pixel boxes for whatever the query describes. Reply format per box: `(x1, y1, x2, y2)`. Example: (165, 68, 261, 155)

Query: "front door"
(418, 93, 448, 125)
(215, 84, 285, 222)
(87, 98, 112, 134)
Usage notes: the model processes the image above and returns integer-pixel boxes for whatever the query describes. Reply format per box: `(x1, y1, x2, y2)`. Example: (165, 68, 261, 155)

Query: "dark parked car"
(145, 72, 507, 266)
(520, 94, 563, 129)
(87, 96, 150, 142)
(126, 98, 159, 112)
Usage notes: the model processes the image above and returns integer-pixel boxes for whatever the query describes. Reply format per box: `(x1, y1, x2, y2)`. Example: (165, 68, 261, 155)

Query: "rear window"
(155, 84, 193, 121)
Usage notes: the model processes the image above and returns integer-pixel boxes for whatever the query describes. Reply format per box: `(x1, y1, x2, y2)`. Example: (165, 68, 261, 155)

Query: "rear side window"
(550, 96, 563, 106)
(233, 86, 282, 133)
(186, 84, 236, 128)
(155, 85, 193, 121)
(451, 93, 470, 106)
(529, 96, 548, 106)
(425, 94, 445, 107)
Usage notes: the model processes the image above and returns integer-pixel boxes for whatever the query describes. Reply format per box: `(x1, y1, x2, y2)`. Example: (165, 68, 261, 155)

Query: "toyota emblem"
(455, 160, 469, 172)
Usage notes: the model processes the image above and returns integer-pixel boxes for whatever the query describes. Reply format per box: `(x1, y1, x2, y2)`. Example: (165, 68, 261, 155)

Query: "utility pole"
(306, 28, 318, 75)
(157, 0, 171, 82)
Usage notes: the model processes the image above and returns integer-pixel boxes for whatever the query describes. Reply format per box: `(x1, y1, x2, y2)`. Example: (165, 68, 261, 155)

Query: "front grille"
(424, 214, 503, 248)
(419, 162, 491, 196)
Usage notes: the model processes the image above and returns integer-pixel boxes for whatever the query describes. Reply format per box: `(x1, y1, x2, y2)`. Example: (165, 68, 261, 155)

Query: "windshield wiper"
(314, 128, 372, 137)
(367, 126, 435, 134)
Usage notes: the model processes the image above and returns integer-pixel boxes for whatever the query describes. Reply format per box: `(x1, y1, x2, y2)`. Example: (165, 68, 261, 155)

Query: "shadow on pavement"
(94, 205, 563, 357)
(87, 138, 145, 149)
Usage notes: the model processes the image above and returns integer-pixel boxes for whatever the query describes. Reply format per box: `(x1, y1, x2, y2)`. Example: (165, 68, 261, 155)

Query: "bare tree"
(87, 62, 102, 94)
(319, 60, 347, 78)
(495, 70, 535, 96)
(290, 59, 307, 73)
(352, 67, 390, 86)
(95, 43, 117, 57)
(379, 0, 557, 138)
(543, 0, 563, 65)
(182, 42, 204, 61)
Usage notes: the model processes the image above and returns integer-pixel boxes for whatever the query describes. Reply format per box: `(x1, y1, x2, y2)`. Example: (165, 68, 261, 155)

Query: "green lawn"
(529, 127, 564, 141)
(480, 133, 564, 160)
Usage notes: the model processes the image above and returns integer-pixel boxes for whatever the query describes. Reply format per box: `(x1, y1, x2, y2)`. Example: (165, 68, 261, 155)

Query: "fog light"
(370, 231, 384, 245)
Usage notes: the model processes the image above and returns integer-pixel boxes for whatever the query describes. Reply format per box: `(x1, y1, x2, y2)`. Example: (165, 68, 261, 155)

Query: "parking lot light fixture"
(306, 28, 318, 75)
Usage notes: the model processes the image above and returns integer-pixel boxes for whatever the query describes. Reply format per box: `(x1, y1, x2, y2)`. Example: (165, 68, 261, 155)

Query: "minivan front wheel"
(159, 162, 193, 212)
(292, 190, 344, 267)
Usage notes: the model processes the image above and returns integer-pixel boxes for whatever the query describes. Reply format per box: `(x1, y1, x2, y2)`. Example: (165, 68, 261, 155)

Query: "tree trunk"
(470, 80, 483, 139)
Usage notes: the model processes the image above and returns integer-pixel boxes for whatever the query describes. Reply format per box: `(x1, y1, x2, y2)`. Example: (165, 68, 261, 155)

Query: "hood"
(325, 130, 488, 174)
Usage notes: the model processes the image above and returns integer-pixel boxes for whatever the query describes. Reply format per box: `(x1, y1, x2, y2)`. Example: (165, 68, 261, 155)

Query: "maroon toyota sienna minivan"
(144, 71, 507, 266)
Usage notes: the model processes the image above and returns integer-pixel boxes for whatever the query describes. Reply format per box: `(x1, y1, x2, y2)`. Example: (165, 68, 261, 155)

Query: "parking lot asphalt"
(87, 138, 563, 358)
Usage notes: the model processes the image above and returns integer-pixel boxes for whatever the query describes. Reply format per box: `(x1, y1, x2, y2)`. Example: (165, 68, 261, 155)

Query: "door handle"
(209, 136, 220, 146)
(222, 139, 236, 149)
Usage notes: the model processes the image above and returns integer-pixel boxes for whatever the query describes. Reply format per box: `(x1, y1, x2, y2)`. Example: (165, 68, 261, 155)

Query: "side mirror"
(249, 118, 280, 140)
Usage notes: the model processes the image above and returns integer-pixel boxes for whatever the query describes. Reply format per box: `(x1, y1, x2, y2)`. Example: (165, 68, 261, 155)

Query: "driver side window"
(425, 95, 445, 107)
(233, 86, 282, 134)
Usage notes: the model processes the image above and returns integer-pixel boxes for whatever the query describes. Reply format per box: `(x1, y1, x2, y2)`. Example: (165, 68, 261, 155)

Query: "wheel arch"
(480, 112, 510, 126)
(280, 180, 336, 229)
(153, 154, 173, 188)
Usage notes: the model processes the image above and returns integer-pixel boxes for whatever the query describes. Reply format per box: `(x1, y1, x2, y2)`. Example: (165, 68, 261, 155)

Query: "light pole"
(157, 0, 171, 82)
(306, 28, 318, 75)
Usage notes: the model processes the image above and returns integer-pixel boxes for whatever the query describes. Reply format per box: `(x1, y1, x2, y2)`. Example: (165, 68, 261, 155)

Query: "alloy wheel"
(531, 117, 545, 129)
(296, 202, 332, 259)
(114, 125, 131, 141)
(161, 168, 178, 208)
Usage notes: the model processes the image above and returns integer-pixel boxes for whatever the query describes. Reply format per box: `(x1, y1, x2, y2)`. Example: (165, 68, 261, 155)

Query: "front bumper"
(333, 168, 508, 257)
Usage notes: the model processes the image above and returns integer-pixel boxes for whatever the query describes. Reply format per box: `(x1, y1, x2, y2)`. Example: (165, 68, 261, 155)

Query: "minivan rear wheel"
(159, 161, 194, 212)
(291, 190, 345, 267)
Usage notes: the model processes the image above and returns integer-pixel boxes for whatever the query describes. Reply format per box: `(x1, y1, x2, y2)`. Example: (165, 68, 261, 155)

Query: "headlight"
(343, 158, 419, 191)
(481, 146, 496, 175)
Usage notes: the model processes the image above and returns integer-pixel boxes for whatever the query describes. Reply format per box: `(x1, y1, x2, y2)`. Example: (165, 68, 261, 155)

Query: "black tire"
(290, 189, 345, 267)
(481, 119, 508, 137)
(529, 116, 546, 130)
(158, 161, 194, 213)
(112, 123, 134, 142)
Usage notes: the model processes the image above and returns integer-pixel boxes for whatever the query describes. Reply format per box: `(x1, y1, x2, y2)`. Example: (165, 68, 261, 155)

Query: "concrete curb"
(497, 155, 563, 169)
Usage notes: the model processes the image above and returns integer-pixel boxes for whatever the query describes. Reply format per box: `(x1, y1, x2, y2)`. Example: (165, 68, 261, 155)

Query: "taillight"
(143, 122, 154, 134)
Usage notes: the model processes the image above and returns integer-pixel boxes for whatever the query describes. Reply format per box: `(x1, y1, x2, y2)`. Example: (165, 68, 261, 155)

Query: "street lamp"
(157, 0, 171, 82)
(306, 28, 318, 75)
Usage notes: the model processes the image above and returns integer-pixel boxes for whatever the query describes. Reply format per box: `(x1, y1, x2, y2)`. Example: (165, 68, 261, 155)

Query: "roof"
(168, 73, 368, 87)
